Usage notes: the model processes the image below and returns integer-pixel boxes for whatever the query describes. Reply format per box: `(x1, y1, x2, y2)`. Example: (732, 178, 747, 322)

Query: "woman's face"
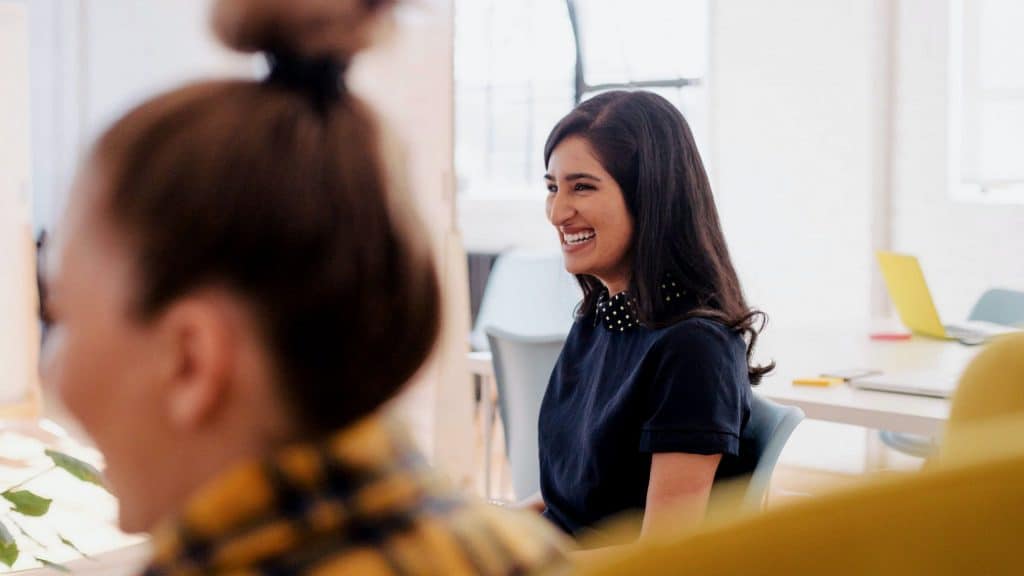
(545, 136, 634, 293)
(41, 168, 177, 532)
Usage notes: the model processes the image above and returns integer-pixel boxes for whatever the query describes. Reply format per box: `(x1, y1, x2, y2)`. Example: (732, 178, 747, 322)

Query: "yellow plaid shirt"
(143, 417, 568, 575)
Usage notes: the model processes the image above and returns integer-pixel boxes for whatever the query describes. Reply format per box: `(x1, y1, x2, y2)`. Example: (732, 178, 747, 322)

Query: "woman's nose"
(547, 189, 575, 225)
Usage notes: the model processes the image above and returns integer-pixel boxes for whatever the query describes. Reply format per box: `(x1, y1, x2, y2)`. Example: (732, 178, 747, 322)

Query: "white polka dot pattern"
(596, 291, 639, 332)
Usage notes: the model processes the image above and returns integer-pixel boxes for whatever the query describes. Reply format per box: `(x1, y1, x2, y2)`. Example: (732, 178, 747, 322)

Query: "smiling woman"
(536, 90, 773, 540)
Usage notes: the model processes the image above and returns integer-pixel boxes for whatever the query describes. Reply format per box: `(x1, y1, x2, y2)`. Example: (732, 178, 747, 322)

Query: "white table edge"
(466, 350, 949, 436)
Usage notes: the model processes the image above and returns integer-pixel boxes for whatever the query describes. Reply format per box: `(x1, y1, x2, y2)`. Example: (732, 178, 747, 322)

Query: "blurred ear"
(156, 293, 236, 430)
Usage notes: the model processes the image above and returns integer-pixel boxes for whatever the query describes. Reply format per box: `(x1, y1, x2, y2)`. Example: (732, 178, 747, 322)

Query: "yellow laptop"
(876, 252, 1018, 344)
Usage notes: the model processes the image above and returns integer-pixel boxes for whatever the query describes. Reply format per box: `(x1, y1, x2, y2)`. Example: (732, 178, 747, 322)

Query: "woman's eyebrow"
(544, 172, 602, 182)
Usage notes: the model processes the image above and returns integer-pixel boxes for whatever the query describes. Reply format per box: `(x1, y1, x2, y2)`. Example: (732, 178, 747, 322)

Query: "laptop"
(849, 369, 959, 399)
(876, 251, 1019, 345)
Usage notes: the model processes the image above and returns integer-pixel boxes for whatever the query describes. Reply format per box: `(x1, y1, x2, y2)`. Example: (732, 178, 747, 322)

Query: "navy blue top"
(538, 292, 751, 536)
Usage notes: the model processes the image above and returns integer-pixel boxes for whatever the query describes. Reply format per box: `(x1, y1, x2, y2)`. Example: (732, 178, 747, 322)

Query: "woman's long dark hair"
(544, 91, 774, 384)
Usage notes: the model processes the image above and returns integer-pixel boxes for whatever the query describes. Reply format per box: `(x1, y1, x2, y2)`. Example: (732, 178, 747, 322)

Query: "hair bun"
(212, 0, 397, 61)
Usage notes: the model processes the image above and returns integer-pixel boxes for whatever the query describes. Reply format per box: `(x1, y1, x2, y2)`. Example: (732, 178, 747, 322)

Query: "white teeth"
(564, 231, 596, 245)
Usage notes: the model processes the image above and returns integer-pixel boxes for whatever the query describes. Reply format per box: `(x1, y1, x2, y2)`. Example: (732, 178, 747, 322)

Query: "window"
(454, 0, 710, 198)
(953, 0, 1024, 203)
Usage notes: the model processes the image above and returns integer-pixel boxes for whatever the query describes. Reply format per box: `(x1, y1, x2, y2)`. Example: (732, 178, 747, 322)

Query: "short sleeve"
(638, 320, 748, 456)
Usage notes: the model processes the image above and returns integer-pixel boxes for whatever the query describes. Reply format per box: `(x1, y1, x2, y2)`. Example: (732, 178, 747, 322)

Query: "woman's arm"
(641, 452, 721, 536)
(571, 452, 721, 564)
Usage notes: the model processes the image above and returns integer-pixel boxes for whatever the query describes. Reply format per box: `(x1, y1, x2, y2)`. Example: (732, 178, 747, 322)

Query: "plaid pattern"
(143, 417, 568, 576)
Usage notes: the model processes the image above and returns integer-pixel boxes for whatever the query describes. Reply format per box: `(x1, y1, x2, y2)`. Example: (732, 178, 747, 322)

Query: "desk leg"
(865, 427, 887, 471)
(482, 374, 495, 500)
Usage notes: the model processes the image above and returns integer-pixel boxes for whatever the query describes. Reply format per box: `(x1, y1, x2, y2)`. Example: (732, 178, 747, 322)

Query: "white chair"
(471, 251, 578, 497)
(486, 327, 566, 501)
(470, 250, 581, 351)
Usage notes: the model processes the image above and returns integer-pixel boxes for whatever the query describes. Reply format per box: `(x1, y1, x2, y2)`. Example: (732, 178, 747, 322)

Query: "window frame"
(565, 0, 704, 105)
(454, 0, 712, 200)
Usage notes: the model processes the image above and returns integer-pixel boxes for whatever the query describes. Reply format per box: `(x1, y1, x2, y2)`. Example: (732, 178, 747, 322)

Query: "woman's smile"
(561, 227, 597, 252)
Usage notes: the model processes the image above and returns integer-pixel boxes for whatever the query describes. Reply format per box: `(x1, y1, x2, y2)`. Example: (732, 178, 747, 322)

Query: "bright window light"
(954, 0, 1024, 203)
(455, 0, 710, 198)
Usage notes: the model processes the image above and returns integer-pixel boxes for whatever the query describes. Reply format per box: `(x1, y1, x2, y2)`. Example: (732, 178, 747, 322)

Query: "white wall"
(24, 0, 83, 231)
(27, 0, 252, 231)
(459, 196, 556, 252)
(891, 0, 1024, 319)
(710, 0, 888, 327)
(1, 2, 32, 196)
(81, 0, 251, 138)
(350, 0, 476, 487)
(0, 2, 40, 406)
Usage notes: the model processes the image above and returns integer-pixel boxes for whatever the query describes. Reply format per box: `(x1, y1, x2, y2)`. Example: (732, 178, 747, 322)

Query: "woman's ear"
(156, 293, 236, 430)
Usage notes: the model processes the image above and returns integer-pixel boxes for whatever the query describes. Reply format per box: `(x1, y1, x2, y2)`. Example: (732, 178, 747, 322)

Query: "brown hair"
(89, 0, 440, 433)
(545, 91, 773, 384)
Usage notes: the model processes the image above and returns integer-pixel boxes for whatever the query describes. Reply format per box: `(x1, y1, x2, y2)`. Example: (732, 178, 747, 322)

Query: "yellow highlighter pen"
(792, 377, 845, 387)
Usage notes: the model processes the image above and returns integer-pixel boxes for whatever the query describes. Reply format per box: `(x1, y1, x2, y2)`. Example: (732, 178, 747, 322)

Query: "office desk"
(752, 322, 978, 436)
(468, 322, 981, 493)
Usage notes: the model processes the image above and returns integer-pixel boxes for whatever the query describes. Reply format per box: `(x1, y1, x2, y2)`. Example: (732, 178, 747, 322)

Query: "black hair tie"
(264, 50, 346, 112)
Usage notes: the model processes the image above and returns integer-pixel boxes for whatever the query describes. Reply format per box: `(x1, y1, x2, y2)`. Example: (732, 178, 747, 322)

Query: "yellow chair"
(572, 333, 1024, 576)
(946, 333, 1024, 426)
(935, 332, 1024, 467)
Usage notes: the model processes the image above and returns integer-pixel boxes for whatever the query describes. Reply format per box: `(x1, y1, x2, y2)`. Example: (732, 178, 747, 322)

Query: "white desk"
(468, 321, 982, 481)
(752, 322, 977, 436)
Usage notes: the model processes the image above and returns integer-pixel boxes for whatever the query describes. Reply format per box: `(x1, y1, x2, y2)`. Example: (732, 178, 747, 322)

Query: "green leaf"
(59, 533, 93, 560)
(2, 489, 53, 517)
(35, 557, 70, 572)
(44, 449, 105, 488)
(0, 521, 20, 567)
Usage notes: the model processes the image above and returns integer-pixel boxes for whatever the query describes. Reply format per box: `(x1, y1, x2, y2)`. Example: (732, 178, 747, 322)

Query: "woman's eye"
(547, 184, 558, 194)
(574, 183, 593, 192)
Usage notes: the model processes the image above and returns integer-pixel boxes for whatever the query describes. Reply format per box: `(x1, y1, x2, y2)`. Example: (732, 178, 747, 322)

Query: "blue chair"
(968, 288, 1024, 327)
(732, 394, 805, 510)
(881, 287, 1024, 458)
(470, 250, 581, 351)
(485, 327, 566, 501)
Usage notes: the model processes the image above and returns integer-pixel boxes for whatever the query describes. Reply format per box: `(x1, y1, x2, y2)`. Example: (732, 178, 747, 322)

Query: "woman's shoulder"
(650, 316, 746, 359)
(646, 317, 751, 393)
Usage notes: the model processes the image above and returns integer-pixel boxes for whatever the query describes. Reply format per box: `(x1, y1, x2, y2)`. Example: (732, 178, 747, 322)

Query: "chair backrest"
(726, 394, 805, 510)
(471, 250, 581, 351)
(967, 288, 1024, 327)
(940, 332, 1024, 460)
(486, 327, 567, 501)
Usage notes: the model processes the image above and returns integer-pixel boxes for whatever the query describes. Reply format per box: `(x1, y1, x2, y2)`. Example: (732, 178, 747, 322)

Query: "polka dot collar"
(596, 291, 640, 332)
(594, 280, 690, 333)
